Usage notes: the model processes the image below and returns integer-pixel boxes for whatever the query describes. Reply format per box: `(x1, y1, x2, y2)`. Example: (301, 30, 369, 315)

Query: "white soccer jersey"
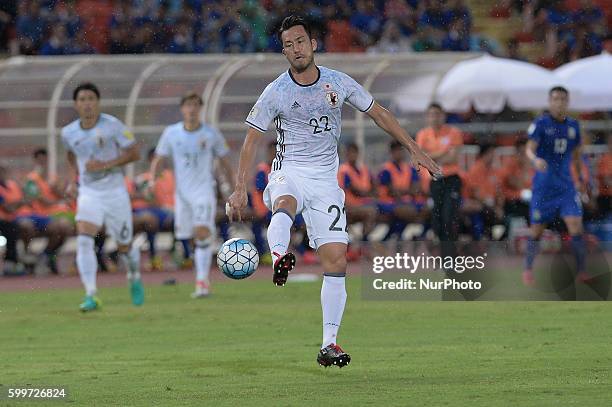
(155, 122, 229, 198)
(61, 113, 135, 192)
(245, 66, 374, 180)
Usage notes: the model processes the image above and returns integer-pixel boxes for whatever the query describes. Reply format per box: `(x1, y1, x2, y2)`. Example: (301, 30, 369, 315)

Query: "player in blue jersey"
(226, 15, 440, 368)
(523, 86, 589, 286)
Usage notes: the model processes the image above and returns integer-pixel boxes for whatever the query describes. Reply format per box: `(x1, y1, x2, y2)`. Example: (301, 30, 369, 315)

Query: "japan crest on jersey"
(324, 83, 338, 108)
(568, 127, 576, 139)
(326, 91, 339, 107)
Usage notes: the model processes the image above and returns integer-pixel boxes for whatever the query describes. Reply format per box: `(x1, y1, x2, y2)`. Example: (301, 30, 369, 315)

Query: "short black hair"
(427, 102, 444, 112)
(180, 91, 203, 106)
(33, 148, 47, 158)
(278, 15, 312, 42)
(73, 82, 100, 101)
(549, 86, 569, 96)
(390, 140, 403, 151)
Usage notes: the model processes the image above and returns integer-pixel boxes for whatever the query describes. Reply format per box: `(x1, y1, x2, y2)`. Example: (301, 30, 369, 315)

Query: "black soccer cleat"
(317, 344, 351, 368)
(272, 252, 296, 286)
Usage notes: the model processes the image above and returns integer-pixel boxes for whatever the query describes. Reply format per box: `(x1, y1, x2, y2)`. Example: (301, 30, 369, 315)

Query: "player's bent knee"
(273, 195, 297, 215)
(194, 226, 211, 242)
(77, 221, 99, 236)
(323, 256, 347, 274)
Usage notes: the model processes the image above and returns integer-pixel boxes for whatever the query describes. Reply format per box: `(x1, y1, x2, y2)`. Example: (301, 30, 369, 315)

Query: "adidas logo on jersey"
(291, 101, 301, 109)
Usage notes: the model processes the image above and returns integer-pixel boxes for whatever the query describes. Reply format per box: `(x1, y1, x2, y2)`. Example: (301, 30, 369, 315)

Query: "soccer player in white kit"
(62, 83, 144, 312)
(150, 92, 234, 298)
(227, 16, 441, 367)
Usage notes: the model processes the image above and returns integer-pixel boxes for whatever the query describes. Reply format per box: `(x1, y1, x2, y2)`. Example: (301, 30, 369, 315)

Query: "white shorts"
(264, 170, 348, 249)
(76, 187, 133, 245)
(174, 189, 216, 240)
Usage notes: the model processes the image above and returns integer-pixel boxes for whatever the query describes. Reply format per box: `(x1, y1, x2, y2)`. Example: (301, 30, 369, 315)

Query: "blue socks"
(570, 234, 586, 273)
(525, 237, 540, 270)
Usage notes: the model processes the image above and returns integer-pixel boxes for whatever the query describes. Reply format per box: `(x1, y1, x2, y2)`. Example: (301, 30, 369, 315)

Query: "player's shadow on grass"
(543, 249, 611, 300)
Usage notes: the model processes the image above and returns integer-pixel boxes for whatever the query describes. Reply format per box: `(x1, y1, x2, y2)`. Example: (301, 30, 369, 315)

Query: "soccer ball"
(217, 238, 259, 280)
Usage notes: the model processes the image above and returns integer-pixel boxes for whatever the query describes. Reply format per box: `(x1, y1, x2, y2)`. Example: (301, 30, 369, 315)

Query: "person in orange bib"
(130, 149, 175, 270)
(377, 140, 426, 240)
(499, 138, 534, 224)
(416, 103, 463, 253)
(17, 148, 74, 274)
(462, 144, 504, 240)
(250, 141, 276, 264)
(338, 142, 377, 242)
(0, 165, 26, 275)
(596, 137, 611, 219)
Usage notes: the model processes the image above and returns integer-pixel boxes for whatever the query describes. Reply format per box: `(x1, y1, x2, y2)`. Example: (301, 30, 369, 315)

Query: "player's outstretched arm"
(367, 102, 441, 178)
(227, 127, 264, 221)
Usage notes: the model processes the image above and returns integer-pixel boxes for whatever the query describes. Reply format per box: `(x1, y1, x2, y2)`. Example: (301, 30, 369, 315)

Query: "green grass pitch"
(1, 278, 612, 406)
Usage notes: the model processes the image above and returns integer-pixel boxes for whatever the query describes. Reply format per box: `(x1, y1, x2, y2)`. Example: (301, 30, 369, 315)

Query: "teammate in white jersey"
(150, 92, 234, 298)
(227, 16, 441, 368)
(62, 83, 144, 312)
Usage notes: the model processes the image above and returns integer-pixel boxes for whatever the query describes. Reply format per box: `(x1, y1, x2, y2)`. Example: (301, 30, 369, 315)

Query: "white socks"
(321, 274, 347, 348)
(195, 240, 212, 283)
(120, 244, 141, 282)
(267, 211, 293, 263)
(76, 235, 97, 296)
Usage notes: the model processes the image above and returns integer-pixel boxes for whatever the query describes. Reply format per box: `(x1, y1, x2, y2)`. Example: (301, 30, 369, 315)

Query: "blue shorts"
(16, 214, 51, 232)
(530, 189, 582, 224)
(134, 207, 173, 227)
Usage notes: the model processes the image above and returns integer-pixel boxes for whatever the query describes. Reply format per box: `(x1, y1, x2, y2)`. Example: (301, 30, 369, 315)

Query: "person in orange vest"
(499, 138, 534, 224)
(251, 141, 276, 265)
(129, 148, 175, 271)
(596, 136, 611, 219)
(16, 148, 75, 274)
(0, 165, 26, 275)
(416, 103, 463, 243)
(338, 142, 377, 242)
(377, 140, 425, 235)
(462, 144, 504, 240)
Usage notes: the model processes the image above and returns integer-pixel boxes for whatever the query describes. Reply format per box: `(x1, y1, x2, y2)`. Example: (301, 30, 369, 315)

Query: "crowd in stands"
(2, 120, 610, 276)
(0, 0, 475, 56)
(492, 0, 612, 67)
(1, 1, 609, 64)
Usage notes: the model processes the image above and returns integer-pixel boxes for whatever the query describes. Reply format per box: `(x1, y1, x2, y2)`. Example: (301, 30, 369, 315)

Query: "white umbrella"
(434, 54, 561, 113)
(390, 73, 440, 113)
(554, 52, 612, 111)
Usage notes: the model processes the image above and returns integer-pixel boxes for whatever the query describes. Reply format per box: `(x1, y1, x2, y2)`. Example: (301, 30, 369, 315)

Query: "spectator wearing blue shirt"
(167, 21, 194, 53)
(573, 0, 605, 29)
(350, 0, 383, 39)
(16, 0, 47, 54)
(444, 0, 472, 33)
(441, 18, 470, 51)
(419, 0, 449, 31)
(40, 24, 68, 55)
